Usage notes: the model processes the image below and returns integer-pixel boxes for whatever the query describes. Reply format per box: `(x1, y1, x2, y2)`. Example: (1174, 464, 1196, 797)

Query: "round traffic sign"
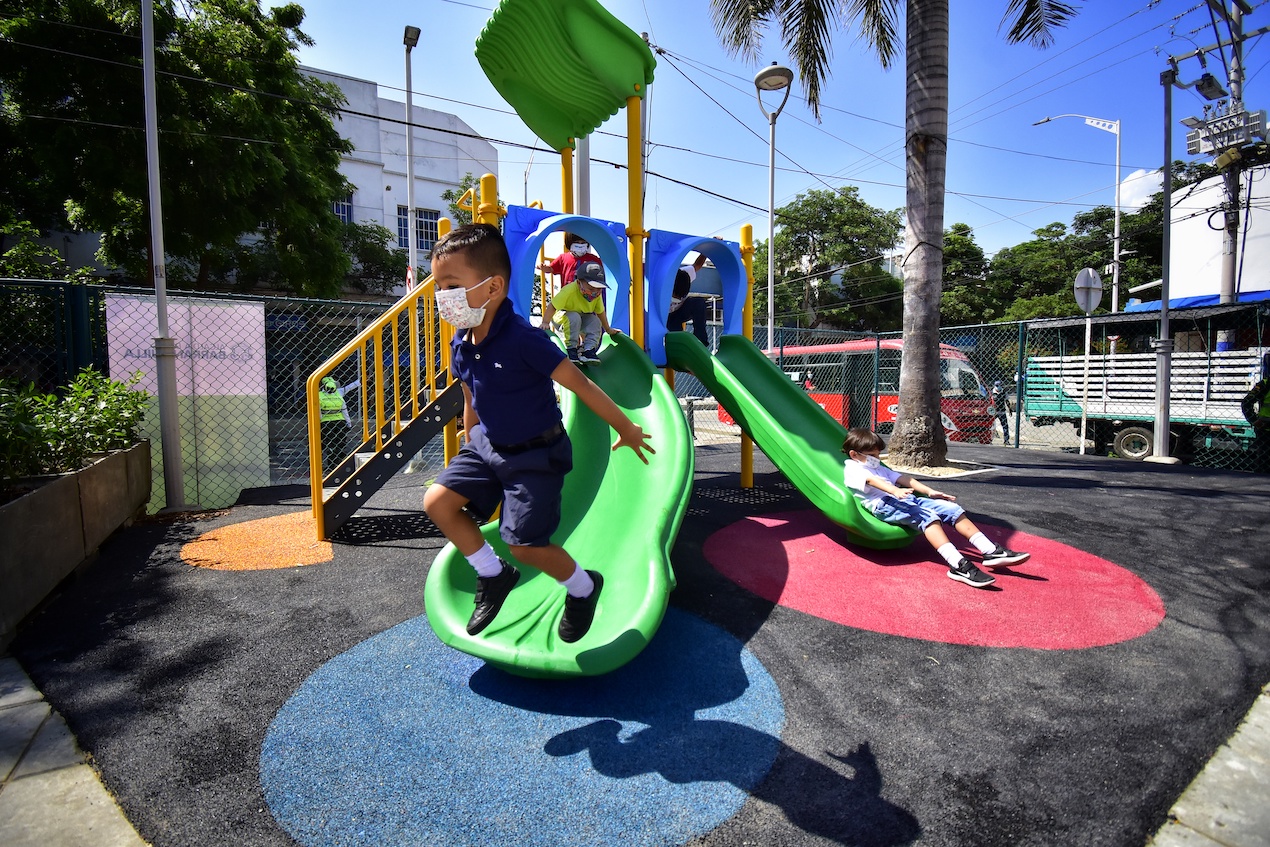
(1074, 267, 1103, 314)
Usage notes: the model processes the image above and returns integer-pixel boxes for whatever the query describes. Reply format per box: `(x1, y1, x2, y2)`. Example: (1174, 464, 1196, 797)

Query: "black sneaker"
(466, 561, 520, 635)
(558, 571, 603, 643)
(577, 347, 601, 364)
(982, 547, 1030, 567)
(947, 558, 995, 588)
(566, 347, 581, 364)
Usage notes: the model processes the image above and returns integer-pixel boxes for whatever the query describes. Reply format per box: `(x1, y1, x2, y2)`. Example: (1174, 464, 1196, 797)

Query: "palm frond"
(779, 0, 838, 119)
(709, 0, 779, 61)
(844, 0, 900, 68)
(1000, 0, 1079, 49)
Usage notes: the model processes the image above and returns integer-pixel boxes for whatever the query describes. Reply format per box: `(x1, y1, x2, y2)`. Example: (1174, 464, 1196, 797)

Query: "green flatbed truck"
(1023, 348, 1261, 460)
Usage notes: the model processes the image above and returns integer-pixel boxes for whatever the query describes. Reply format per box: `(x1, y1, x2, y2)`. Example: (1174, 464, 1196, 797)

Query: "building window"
(397, 205, 410, 248)
(333, 192, 353, 224)
(417, 209, 440, 252)
(398, 207, 442, 251)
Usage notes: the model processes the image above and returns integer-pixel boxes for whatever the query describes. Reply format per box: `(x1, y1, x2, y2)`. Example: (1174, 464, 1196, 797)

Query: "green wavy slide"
(424, 333, 693, 678)
(665, 332, 917, 550)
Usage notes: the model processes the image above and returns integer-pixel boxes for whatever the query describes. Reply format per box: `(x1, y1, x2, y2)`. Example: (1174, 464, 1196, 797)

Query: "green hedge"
(1, 370, 149, 497)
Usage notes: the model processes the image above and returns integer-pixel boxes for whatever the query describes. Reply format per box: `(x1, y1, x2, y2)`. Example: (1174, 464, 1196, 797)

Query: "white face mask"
(435, 277, 492, 329)
(863, 455, 882, 471)
(570, 243, 589, 256)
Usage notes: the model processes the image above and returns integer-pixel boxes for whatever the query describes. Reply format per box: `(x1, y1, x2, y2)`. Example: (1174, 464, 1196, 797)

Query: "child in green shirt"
(539, 261, 619, 364)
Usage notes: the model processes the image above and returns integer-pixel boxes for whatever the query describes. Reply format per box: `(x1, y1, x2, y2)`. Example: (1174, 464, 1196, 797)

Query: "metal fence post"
(1014, 321, 1026, 448)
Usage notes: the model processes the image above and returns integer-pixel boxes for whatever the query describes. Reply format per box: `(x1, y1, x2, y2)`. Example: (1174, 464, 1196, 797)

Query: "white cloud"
(1120, 168, 1162, 211)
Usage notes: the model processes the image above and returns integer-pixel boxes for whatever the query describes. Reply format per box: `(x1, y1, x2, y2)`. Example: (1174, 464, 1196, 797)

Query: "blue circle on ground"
(261, 607, 785, 847)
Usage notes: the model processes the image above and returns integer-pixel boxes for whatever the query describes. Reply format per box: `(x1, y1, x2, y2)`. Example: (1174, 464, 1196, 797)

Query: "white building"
(1163, 164, 1270, 305)
(306, 67, 499, 288)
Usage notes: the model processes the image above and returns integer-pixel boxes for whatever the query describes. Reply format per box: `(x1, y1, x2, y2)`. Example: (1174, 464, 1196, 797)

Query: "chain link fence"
(0, 280, 447, 513)
(667, 303, 1269, 473)
(4, 279, 1267, 516)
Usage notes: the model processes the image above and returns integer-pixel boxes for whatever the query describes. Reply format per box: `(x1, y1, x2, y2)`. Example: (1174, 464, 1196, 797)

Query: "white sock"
(466, 543, 503, 578)
(969, 533, 997, 555)
(937, 543, 964, 568)
(560, 565, 595, 598)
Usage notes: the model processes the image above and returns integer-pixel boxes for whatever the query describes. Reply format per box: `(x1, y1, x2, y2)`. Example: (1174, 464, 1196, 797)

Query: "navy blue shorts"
(433, 424, 573, 547)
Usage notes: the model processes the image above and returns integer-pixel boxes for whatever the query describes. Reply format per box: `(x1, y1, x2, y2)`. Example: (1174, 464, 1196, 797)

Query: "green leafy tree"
(0, 0, 354, 297)
(939, 223, 989, 325)
(341, 222, 410, 295)
(0, 221, 94, 282)
(753, 187, 903, 332)
(709, 0, 1078, 466)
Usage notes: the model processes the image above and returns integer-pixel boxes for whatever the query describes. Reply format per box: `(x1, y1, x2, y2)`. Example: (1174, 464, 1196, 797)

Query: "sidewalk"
(0, 657, 147, 847)
(1148, 682, 1270, 847)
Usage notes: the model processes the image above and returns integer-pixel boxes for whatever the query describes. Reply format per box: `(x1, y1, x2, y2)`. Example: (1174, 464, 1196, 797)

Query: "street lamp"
(1034, 113, 1122, 312)
(754, 62, 794, 350)
(403, 25, 421, 289)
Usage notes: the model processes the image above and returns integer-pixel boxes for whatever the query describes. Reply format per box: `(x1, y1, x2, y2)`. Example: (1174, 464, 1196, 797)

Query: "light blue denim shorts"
(867, 495, 965, 530)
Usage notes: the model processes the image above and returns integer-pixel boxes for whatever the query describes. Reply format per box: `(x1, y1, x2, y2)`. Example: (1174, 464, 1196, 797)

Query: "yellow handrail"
(307, 272, 448, 538)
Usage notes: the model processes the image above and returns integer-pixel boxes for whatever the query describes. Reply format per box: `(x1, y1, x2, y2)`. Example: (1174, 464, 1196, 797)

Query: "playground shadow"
(970, 473, 1229, 497)
(331, 510, 446, 544)
(470, 608, 921, 846)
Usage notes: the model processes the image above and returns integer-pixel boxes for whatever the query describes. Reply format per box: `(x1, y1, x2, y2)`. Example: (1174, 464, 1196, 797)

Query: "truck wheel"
(1112, 426, 1154, 460)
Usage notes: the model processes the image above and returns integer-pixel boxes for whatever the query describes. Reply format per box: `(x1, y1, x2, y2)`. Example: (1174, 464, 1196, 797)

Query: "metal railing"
(304, 272, 456, 536)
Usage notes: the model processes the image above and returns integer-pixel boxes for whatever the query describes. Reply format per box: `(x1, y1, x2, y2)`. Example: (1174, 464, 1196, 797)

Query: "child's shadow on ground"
(469, 607, 920, 846)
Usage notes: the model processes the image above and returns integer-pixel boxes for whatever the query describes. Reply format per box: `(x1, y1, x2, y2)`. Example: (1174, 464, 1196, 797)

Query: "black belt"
(490, 422, 565, 454)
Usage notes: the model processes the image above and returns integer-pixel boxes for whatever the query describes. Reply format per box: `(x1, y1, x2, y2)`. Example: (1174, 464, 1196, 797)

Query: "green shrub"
(0, 370, 148, 496)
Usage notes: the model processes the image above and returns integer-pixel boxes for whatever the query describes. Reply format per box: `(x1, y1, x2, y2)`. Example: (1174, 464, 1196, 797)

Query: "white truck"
(1023, 348, 1262, 460)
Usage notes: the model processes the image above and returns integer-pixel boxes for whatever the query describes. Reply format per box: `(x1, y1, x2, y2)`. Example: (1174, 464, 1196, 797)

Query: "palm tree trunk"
(890, 0, 948, 467)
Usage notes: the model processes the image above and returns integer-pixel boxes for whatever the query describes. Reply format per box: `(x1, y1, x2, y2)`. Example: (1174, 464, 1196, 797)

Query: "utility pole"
(1177, 2, 1268, 321)
(1220, 2, 1245, 306)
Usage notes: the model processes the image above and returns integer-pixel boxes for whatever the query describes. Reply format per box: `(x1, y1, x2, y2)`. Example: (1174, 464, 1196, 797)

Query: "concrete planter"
(0, 441, 151, 643)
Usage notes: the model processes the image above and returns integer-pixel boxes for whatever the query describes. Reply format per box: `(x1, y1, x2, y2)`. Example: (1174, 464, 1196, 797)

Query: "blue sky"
(282, 0, 1267, 259)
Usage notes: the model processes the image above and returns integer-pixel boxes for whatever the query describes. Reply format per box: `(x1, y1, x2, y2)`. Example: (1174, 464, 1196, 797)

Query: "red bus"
(718, 338, 996, 443)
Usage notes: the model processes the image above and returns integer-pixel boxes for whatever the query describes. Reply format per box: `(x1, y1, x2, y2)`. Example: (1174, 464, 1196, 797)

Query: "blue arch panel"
(504, 205, 631, 332)
(645, 229, 746, 367)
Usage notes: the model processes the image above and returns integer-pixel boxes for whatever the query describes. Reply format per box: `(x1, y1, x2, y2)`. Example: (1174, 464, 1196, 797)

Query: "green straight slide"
(665, 332, 916, 550)
(424, 334, 693, 678)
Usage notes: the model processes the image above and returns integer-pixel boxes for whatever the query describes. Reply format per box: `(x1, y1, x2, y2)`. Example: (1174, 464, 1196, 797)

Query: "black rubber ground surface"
(11, 443, 1270, 846)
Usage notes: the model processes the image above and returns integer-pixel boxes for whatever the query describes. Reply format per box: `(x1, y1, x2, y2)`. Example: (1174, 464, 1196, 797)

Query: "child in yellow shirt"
(539, 261, 619, 364)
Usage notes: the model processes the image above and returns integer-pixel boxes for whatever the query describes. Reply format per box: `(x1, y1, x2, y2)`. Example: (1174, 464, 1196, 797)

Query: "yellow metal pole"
(477, 173, 500, 225)
(561, 146, 574, 214)
(373, 333, 386, 451)
(626, 93, 645, 348)
(357, 341, 369, 445)
(740, 224, 755, 488)
(306, 371, 325, 538)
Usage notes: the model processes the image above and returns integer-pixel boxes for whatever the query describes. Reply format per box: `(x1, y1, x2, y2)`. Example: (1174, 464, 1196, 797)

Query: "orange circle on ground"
(703, 510, 1165, 649)
(181, 511, 332, 571)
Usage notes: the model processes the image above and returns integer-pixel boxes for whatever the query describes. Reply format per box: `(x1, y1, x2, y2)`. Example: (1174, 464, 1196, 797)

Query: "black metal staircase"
(320, 382, 464, 537)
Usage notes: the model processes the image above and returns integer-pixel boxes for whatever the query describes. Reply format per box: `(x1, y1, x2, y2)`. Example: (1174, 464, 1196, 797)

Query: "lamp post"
(142, 0, 188, 510)
(403, 25, 421, 289)
(1034, 114, 1122, 312)
(754, 62, 794, 351)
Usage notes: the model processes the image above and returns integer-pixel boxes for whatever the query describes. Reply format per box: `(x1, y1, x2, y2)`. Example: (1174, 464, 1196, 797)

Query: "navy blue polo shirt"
(451, 299, 567, 445)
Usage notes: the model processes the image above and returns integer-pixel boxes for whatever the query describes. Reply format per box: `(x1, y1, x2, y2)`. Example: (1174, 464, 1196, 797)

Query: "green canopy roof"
(475, 0, 656, 152)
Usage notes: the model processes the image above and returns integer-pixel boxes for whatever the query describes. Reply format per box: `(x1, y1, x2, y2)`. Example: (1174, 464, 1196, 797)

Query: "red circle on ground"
(703, 510, 1164, 649)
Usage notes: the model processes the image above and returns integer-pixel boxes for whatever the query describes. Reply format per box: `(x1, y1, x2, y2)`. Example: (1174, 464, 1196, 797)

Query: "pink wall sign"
(105, 294, 266, 396)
